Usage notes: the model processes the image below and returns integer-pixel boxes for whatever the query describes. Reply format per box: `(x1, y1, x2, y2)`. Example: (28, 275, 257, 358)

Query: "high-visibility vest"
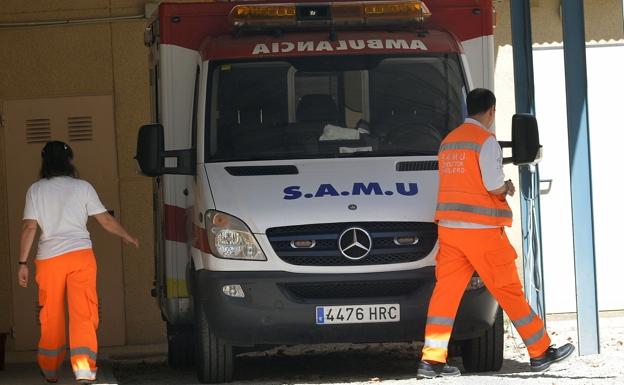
(434, 122, 513, 227)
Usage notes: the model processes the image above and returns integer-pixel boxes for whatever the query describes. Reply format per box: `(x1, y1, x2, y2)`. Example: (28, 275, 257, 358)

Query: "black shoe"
(416, 360, 461, 379)
(530, 343, 575, 372)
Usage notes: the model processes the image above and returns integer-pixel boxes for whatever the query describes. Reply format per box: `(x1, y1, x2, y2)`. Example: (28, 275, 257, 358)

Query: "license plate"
(315, 304, 400, 325)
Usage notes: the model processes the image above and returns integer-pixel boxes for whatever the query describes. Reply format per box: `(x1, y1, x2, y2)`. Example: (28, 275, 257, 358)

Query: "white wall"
(532, 41, 624, 313)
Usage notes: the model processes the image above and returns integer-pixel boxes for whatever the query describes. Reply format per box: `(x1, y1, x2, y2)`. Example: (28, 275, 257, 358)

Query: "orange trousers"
(422, 226, 551, 363)
(35, 249, 98, 381)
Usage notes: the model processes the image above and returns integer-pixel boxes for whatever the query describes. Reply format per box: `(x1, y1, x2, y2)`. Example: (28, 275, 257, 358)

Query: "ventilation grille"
(25, 118, 51, 143)
(225, 165, 299, 176)
(68, 116, 94, 141)
(396, 161, 438, 172)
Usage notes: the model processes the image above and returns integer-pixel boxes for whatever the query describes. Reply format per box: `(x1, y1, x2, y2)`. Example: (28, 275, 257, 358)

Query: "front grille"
(282, 280, 421, 300)
(266, 222, 437, 266)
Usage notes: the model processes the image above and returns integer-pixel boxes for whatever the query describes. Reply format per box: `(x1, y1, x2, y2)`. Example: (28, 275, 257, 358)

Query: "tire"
(167, 323, 194, 367)
(194, 282, 234, 383)
(461, 307, 504, 372)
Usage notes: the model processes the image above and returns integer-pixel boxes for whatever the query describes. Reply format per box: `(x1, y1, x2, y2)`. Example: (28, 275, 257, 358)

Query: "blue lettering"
(315, 184, 340, 197)
(352, 182, 383, 196)
(283, 186, 303, 200)
(396, 183, 418, 196)
(285, 182, 418, 199)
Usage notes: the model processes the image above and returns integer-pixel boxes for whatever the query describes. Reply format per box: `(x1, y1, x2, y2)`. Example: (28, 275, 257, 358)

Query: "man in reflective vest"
(417, 89, 575, 379)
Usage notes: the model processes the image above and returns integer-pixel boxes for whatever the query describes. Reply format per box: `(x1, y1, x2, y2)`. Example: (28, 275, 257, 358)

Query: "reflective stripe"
(513, 311, 536, 329)
(40, 369, 58, 379)
(74, 369, 97, 380)
(427, 316, 455, 326)
(437, 202, 513, 219)
(440, 141, 482, 152)
(524, 328, 546, 346)
(424, 339, 449, 349)
(71, 347, 97, 361)
(38, 345, 67, 357)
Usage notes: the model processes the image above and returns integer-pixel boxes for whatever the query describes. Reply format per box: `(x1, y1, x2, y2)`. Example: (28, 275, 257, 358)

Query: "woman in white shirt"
(17, 141, 139, 384)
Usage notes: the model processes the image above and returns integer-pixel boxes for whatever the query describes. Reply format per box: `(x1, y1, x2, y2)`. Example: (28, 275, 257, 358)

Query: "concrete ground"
(1, 345, 119, 385)
(2, 313, 623, 384)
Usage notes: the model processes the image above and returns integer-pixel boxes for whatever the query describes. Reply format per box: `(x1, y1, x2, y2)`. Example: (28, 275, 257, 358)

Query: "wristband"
(18, 261, 28, 265)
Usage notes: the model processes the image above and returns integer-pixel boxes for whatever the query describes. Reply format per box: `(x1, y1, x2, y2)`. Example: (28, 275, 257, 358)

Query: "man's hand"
(505, 180, 515, 197)
(490, 179, 515, 197)
(18, 265, 29, 288)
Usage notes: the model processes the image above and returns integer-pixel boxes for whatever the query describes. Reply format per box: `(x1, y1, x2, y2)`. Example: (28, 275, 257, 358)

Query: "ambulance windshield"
(207, 54, 466, 162)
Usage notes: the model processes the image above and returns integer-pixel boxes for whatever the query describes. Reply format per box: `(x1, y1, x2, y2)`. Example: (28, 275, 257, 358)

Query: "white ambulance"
(136, 1, 539, 382)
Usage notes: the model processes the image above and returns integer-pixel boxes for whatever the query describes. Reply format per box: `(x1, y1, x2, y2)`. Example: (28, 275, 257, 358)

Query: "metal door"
(3, 95, 126, 349)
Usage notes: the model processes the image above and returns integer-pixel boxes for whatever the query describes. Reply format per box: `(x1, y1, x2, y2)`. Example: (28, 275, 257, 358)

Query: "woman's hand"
(94, 212, 139, 248)
(18, 265, 29, 288)
(18, 220, 37, 284)
(123, 234, 139, 249)
(123, 235, 140, 248)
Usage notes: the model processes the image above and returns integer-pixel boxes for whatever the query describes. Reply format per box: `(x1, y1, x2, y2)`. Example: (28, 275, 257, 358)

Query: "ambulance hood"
(204, 157, 439, 233)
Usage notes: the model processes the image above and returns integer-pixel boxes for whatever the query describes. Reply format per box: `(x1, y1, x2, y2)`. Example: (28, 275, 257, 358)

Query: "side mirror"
(500, 114, 543, 165)
(135, 124, 195, 176)
(136, 124, 164, 176)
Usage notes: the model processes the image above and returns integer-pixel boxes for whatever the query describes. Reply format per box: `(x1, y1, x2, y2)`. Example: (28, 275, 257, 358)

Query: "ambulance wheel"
(167, 323, 194, 367)
(194, 294, 234, 383)
(461, 307, 504, 372)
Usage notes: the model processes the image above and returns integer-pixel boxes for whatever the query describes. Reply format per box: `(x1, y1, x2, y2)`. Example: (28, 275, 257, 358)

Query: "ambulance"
(135, 0, 530, 382)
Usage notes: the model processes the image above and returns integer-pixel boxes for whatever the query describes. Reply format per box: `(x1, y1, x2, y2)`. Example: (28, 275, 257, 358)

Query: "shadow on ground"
(111, 344, 533, 384)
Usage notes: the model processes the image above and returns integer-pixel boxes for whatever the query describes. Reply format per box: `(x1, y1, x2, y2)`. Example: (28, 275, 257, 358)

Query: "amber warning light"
(229, 0, 432, 29)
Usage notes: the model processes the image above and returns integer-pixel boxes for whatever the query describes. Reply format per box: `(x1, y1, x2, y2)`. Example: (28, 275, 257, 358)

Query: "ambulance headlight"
(206, 211, 267, 261)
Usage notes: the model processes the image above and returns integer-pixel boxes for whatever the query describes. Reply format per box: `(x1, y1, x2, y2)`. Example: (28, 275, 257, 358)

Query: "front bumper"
(194, 267, 498, 346)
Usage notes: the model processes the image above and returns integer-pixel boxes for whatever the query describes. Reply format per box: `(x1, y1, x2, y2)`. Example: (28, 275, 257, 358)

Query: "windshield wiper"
(207, 153, 316, 163)
(337, 150, 438, 157)
(207, 150, 438, 162)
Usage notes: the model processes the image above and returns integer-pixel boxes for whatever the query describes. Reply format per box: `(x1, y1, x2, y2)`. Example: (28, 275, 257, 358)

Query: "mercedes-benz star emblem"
(338, 227, 372, 260)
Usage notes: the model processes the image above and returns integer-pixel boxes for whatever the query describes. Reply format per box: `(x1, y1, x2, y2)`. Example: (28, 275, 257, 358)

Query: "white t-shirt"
(23, 176, 107, 260)
(439, 118, 506, 229)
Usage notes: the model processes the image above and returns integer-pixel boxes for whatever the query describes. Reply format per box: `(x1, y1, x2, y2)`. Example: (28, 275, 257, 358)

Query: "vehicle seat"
(296, 94, 339, 123)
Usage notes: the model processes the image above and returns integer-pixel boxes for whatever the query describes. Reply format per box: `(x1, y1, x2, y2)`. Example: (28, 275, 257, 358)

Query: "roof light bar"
(229, 0, 431, 29)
